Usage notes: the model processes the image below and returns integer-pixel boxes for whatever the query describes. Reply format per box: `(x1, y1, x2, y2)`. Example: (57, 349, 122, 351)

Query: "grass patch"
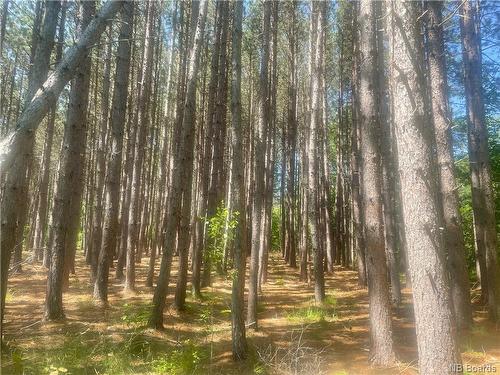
(286, 295, 337, 323)
(120, 301, 152, 328)
(2, 328, 205, 374)
(151, 340, 209, 375)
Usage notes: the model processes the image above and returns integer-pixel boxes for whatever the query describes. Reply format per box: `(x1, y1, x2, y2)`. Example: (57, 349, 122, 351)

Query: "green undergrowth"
(286, 294, 337, 323)
(1, 289, 251, 374)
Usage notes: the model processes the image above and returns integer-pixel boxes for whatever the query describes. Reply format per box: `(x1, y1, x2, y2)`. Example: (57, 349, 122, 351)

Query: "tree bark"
(307, 0, 326, 304)
(247, 0, 271, 330)
(459, 0, 500, 322)
(230, 0, 247, 360)
(149, 0, 209, 329)
(357, 0, 396, 365)
(125, 0, 156, 292)
(34, 2, 67, 264)
(388, 1, 461, 373)
(1, 0, 121, 327)
(45, 0, 96, 320)
(427, 0, 472, 330)
(173, 0, 209, 310)
(93, 1, 133, 303)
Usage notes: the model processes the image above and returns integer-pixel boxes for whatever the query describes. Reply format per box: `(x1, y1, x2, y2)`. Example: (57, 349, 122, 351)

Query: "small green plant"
(151, 341, 208, 375)
(286, 295, 337, 323)
(323, 294, 337, 308)
(121, 302, 152, 327)
(205, 203, 238, 274)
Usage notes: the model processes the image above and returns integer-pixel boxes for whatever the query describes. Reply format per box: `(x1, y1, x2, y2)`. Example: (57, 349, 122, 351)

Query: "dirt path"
(1, 253, 499, 374)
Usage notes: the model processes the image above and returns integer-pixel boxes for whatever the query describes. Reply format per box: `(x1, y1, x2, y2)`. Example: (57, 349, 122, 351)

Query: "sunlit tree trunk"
(388, 1, 461, 373)
(427, 0, 472, 330)
(357, 0, 396, 365)
(459, 0, 500, 322)
(150, 0, 209, 329)
(45, 0, 96, 320)
(93, 1, 133, 303)
(230, 0, 248, 360)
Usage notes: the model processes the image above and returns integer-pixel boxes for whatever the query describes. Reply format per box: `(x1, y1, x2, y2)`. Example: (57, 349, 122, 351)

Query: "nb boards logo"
(450, 363, 497, 373)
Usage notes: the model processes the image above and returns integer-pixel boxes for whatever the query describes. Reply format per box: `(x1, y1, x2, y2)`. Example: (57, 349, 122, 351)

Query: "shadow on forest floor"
(1, 252, 499, 374)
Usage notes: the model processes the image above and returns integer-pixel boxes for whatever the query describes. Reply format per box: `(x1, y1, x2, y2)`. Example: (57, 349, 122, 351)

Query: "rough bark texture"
(1, 0, 121, 326)
(149, 0, 208, 329)
(93, 1, 133, 303)
(4, 0, 60, 275)
(427, 1, 472, 330)
(350, 9, 367, 287)
(389, 1, 461, 373)
(89, 28, 112, 281)
(459, 0, 500, 322)
(125, 0, 155, 292)
(173, 0, 208, 310)
(247, 0, 271, 330)
(45, 0, 96, 320)
(33, 2, 67, 263)
(230, 0, 248, 360)
(357, 0, 396, 365)
(307, 1, 325, 304)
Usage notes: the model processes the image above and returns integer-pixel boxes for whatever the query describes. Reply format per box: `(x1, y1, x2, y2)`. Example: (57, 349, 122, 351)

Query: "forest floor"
(1, 252, 500, 375)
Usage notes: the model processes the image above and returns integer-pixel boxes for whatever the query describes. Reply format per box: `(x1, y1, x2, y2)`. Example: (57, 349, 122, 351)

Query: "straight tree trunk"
(389, 1, 461, 373)
(230, 0, 247, 360)
(307, 1, 326, 304)
(427, 1, 472, 330)
(9, 0, 61, 274)
(149, 0, 209, 329)
(125, 0, 156, 292)
(247, 0, 271, 330)
(350, 4, 367, 287)
(374, 1, 401, 306)
(1, 0, 121, 327)
(89, 28, 112, 281)
(93, 1, 133, 303)
(45, 0, 96, 320)
(33, 2, 67, 263)
(357, 0, 396, 365)
(459, 0, 500, 322)
(173, 0, 209, 310)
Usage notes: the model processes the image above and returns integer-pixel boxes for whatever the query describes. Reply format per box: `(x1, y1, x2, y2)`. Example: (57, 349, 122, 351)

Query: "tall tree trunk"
(307, 0, 326, 304)
(459, 0, 500, 322)
(357, 0, 396, 365)
(350, 9, 367, 287)
(34, 2, 67, 264)
(0, 0, 122, 326)
(374, 1, 401, 306)
(149, 0, 209, 329)
(247, 0, 271, 330)
(427, 1, 472, 330)
(125, 0, 156, 292)
(9, 0, 61, 275)
(93, 1, 133, 303)
(389, 1, 461, 373)
(230, 0, 247, 360)
(173, 0, 209, 310)
(45, 0, 96, 320)
(149, 0, 178, 288)
(89, 27, 112, 281)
